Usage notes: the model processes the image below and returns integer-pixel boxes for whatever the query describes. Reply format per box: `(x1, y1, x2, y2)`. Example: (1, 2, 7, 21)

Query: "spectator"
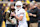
(34, 3, 38, 8)
(29, 3, 38, 27)
(6, 3, 17, 27)
(2, 3, 8, 23)
(22, 3, 26, 9)
(27, 3, 34, 13)
(0, 4, 3, 27)
(2, 6, 6, 22)
(24, 5, 30, 27)
(37, 3, 40, 27)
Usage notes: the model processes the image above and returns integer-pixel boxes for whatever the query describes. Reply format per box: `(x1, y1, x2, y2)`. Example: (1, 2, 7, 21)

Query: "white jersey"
(15, 8, 28, 27)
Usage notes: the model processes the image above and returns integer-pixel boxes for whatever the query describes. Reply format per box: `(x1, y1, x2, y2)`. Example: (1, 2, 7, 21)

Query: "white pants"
(18, 23, 28, 27)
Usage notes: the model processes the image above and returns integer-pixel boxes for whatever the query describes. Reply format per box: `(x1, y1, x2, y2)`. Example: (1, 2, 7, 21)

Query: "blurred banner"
(2, 0, 8, 1)
(30, 0, 33, 2)
(8, 0, 10, 1)
(8, 0, 16, 2)
(0, 0, 40, 2)
(35, 0, 40, 2)
(24, 0, 26, 2)
(14, 0, 16, 2)
(10, 0, 14, 2)
(0, 0, 26, 2)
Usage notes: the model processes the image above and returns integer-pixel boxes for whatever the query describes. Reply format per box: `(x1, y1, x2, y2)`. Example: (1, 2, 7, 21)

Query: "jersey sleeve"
(19, 9, 25, 16)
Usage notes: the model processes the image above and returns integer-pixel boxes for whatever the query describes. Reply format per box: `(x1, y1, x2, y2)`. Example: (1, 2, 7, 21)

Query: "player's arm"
(13, 12, 24, 21)
(6, 12, 12, 22)
(15, 16, 23, 21)
(32, 14, 36, 17)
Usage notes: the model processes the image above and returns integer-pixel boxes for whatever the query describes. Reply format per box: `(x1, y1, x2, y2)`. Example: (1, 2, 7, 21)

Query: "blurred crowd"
(0, 1, 40, 27)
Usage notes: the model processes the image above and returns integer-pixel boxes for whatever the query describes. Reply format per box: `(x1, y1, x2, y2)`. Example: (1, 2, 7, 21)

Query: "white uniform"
(15, 8, 28, 27)
(15, 1, 28, 27)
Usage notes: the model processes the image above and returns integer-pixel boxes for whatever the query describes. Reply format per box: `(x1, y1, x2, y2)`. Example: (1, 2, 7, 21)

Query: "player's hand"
(11, 20, 14, 24)
(12, 12, 16, 16)
(33, 14, 36, 17)
(29, 13, 33, 16)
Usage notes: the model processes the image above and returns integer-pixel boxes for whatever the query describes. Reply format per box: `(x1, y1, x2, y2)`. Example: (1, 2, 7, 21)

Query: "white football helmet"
(15, 1, 23, 10)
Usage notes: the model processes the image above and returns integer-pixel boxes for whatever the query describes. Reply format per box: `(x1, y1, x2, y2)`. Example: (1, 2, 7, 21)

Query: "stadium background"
(0, 0, 40, 27)
(0, 0, 40, 2)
